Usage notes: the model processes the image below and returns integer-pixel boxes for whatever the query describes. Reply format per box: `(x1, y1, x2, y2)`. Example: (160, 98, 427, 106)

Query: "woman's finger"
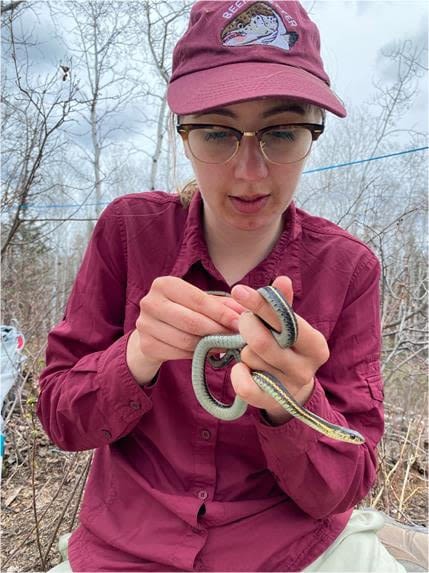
(140, 296, 238, 337)
(136, 314, 201, 353)
(238, 309, 329, 369)
(231, 276, 329, 365)
(136, 327, 194, 362)
(231, 276, 293, 333)
(230, 362, 292, 414)
(239, 341, 318, 395)
(208, 292, 246, 315)
(153, 277, 241, 330)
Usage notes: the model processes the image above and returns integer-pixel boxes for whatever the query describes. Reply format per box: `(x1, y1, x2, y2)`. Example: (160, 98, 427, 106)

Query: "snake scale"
(191, 286, 365, 445)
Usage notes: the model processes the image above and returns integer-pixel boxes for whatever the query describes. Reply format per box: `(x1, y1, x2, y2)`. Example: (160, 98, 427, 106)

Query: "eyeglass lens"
(186, 126, 313, 164)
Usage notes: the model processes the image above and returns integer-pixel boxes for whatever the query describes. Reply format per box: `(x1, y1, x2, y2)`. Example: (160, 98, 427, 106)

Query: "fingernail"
(231, 318, 240, 331)
(233, 285, 252, 299)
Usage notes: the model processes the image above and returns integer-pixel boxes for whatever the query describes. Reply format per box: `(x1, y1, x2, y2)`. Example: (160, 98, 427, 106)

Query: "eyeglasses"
(176, 122, 324, 165)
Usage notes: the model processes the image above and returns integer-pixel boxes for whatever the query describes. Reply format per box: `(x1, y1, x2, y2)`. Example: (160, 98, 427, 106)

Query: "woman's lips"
(229, 195, 270, 214)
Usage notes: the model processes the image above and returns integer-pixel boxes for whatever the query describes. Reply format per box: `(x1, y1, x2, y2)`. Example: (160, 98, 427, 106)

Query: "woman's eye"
(203, 129, 232, 141)
(267, 129, 295, 141)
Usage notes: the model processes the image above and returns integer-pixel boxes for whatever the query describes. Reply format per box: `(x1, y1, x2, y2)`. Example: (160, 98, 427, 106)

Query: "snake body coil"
(191, 286, 365, 445)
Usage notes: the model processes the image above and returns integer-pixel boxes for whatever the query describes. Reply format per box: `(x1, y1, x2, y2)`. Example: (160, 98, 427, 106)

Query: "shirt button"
(197, 489, 208, 501)
(200, 429, 211, 440)
(101, 430, 112, 440)
(129, 401, 141, 410)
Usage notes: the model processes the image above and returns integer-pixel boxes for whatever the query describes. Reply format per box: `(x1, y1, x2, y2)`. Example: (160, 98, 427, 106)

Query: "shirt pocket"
(357, 360, 384, 402)
(366, 373, 384, 401)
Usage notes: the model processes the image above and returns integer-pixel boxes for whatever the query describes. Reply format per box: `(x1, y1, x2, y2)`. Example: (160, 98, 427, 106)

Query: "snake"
(191, 286, 365, 445)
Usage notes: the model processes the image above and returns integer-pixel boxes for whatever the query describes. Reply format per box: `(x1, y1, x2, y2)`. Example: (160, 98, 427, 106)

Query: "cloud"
(11, 3, 70, 72)
(376, 19, 428, 83)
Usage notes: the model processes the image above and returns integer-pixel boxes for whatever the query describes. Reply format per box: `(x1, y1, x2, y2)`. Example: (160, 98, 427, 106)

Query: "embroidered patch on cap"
(221, 2, 299, 52)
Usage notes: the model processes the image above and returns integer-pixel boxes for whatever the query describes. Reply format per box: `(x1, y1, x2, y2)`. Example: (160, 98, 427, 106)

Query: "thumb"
(271, 275, 294, 306)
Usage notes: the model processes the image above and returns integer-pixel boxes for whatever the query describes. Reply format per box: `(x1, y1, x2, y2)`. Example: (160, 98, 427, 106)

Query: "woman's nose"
(232, 135, 269, 181)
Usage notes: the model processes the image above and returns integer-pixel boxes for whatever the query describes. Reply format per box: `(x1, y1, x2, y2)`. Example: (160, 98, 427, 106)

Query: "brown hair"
(169, 111, 198, 208)
(177, 179, 199, 208)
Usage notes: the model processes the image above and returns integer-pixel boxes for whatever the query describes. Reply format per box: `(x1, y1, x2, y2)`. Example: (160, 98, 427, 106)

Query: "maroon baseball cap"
(167, 0, 346, 117)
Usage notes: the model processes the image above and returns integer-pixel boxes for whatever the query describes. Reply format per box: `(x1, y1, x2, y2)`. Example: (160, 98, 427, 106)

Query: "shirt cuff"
(96, 332, 154, 440)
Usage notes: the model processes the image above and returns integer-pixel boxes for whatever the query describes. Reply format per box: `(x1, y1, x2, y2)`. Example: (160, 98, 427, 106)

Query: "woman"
(38, 1, 407, 571)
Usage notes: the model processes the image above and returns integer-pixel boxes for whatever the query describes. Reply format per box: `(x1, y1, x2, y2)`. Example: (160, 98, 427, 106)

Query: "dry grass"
(361, 358, 428, 526)
(1, 377, 92, 572)
(362, 405, 428, 525)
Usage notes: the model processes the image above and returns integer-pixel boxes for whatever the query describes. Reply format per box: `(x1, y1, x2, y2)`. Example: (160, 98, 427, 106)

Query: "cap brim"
(167, 62, 346, 118)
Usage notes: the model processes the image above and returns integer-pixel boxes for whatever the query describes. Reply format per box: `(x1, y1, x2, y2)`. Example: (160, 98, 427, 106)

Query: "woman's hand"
(127, 277, 244, 385)
(230, 276, 330, 425)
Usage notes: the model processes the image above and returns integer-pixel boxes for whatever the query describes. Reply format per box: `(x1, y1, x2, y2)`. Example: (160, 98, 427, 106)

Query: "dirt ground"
(1, 398, 427, 573)
(1, 409, 91, 573)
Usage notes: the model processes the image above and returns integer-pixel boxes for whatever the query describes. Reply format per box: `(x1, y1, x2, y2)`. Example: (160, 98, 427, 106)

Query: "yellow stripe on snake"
(191, 286, 365, 445)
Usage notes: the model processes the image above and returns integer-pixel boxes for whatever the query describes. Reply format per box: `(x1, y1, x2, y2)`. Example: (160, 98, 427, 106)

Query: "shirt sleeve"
(253, 253, 384, 519)
(37, 201, 153, 452)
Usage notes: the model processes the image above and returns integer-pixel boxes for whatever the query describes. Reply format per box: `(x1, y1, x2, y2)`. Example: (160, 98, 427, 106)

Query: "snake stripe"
(252, 371, 365, 444)
(191, 286, 365, 444)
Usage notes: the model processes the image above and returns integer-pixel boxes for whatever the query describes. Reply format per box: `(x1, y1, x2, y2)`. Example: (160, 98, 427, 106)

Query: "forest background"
(1, 1, 428, 571)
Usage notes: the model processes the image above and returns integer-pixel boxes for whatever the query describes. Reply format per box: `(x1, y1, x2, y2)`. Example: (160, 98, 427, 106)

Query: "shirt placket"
(191, 367, 225, 508)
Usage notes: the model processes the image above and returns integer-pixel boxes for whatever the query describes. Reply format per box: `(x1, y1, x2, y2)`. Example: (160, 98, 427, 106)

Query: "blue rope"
(303, 146, 428, 174)
(4, 146, 428, 213)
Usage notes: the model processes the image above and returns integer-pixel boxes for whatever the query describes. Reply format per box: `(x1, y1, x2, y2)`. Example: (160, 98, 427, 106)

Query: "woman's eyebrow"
(192, 108, 236, 119)
(191, 104, 307, 121)
(261, 104, 306, 118)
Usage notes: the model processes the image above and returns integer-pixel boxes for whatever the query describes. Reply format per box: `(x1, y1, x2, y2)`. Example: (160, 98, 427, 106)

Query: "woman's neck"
(204, 214, 284, 286)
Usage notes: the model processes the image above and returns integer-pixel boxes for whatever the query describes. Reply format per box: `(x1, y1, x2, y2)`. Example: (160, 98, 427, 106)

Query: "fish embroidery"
(221, 2, 299, 51)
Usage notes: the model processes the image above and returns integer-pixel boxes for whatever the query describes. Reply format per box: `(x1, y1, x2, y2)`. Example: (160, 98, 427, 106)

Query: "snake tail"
(252, 371, 365, 445)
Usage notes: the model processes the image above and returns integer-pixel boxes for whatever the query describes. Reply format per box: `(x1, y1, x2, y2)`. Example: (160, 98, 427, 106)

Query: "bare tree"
(1, 5, 427, 572)
(290, 32, 428, 527)
(337, 39, 427, 231)
(1, 4, 79, 258)
(130, 0, 192, 190)
(50, 0, 141, 221)
(1, 0, 25, 14)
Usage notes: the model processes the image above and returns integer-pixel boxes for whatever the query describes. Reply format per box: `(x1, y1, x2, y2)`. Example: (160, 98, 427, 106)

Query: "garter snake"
(191, 286, 365, 445)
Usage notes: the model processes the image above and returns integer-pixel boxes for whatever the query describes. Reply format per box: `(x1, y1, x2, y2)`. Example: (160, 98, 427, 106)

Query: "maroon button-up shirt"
(37, 191, 384, 572)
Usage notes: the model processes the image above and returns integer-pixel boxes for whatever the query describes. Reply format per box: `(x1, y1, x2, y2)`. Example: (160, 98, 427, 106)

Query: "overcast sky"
(15, 0, 428, 120)
(6, 0, 428, 167)
(305, 0, 428, 129)
(3, 0, 427, 213)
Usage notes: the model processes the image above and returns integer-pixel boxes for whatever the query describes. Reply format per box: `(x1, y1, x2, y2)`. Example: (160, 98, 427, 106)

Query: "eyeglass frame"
(176, 122, 325, 165)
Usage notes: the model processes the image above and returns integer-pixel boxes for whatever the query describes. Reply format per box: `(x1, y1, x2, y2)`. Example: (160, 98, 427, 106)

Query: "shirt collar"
(170, 191, 302, 295)
(170, 191, 213, 279)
